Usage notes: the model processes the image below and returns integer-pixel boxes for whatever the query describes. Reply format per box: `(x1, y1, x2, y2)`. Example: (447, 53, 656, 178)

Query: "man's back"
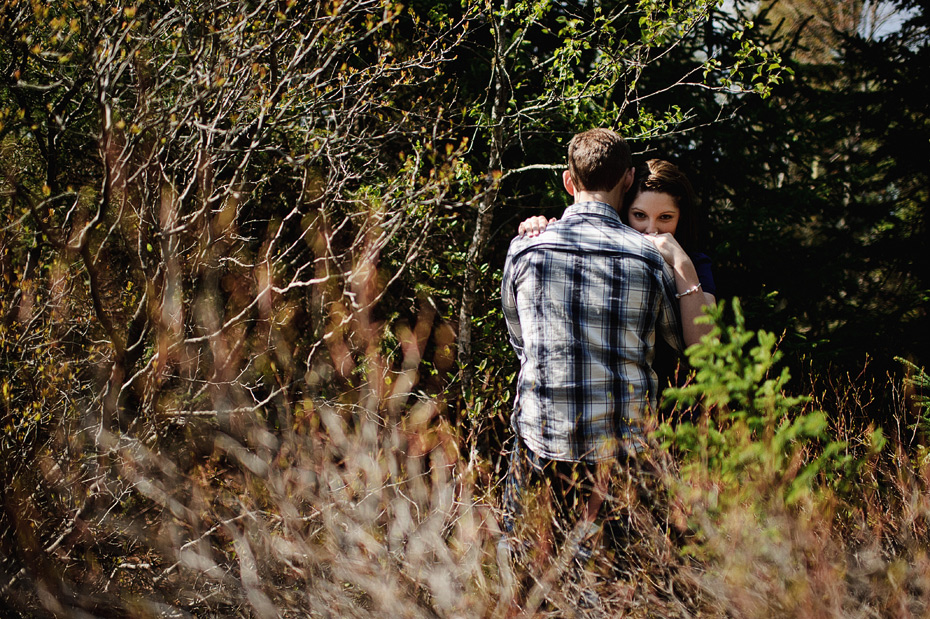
(502, 201, 682, 463)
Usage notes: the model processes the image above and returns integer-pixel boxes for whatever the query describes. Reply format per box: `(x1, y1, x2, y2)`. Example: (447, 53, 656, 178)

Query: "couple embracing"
(500, 128, 716, 563)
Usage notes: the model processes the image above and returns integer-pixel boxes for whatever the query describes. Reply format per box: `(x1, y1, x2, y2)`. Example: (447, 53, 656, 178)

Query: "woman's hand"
(643, 232, 690, 269)
(517, 216, 556, 237)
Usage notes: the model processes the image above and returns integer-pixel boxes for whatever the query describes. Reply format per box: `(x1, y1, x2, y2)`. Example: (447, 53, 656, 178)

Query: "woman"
(518, 159, 715, 347)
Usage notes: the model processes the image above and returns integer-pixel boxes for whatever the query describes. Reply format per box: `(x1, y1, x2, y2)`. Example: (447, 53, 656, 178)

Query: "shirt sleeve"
(656, 261, 685, 354)
(500, 247, 525, 362)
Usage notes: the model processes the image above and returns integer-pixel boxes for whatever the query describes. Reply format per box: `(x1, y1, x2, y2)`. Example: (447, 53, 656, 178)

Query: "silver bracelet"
(676, 283, 702, 299)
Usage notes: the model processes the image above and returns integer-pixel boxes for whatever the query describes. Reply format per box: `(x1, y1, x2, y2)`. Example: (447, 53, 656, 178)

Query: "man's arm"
(500, 248, 525, 361)
(656, 262, 686, 354)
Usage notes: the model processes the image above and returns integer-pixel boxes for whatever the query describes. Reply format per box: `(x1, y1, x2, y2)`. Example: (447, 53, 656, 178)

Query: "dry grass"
(3, 375, 929, 619)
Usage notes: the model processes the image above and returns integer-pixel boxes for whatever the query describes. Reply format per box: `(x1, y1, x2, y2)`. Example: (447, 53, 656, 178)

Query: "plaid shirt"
(501, 201, 683, 463)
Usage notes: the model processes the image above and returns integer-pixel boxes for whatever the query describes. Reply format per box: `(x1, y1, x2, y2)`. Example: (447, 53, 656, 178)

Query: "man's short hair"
(567, 128, 632, 192)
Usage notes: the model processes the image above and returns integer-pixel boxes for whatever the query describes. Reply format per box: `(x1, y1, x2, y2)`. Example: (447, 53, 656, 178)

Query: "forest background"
(1, 0, 928, 617)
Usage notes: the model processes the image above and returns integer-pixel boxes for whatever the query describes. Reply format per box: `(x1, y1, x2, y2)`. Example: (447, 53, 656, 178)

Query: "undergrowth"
(3, 295, 930, 618)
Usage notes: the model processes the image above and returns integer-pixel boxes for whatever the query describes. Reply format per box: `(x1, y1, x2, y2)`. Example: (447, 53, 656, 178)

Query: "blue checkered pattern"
(501, 201, 683, 463)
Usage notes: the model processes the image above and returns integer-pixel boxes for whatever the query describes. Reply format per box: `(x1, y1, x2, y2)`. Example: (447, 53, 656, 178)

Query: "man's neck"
(573, 189, 621, 212)
(562, 169, 631, 213)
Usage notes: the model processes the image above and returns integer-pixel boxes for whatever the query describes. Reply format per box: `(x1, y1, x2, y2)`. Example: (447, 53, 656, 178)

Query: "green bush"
(655, 299, 881, 510)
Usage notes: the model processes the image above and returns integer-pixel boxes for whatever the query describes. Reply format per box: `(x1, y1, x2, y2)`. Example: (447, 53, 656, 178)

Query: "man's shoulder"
(507, 216, 664, 267)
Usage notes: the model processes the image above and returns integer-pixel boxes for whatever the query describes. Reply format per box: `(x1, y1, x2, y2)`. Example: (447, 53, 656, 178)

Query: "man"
(500, 128, 683, 551)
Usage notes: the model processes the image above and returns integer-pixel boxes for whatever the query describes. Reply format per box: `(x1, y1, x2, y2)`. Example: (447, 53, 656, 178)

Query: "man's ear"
(622, 167, 634, 194)
(562, 170, 576, 196)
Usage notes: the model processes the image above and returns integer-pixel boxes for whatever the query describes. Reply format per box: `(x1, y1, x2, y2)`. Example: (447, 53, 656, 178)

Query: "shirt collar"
(562, 201, 624, 223)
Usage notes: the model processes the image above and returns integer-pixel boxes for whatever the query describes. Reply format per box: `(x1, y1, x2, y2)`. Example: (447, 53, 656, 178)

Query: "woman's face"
(627, 191, 680, 236)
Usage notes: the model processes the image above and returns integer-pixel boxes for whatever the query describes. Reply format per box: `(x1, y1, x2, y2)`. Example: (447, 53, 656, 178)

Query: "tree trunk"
(457, 2, 510, 398)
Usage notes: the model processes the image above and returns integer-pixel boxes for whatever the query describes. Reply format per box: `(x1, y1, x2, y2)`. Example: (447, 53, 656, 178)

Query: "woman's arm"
(645, 233, 714, 347)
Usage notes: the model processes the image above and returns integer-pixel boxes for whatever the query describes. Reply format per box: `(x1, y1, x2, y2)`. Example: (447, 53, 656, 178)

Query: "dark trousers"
(500, 437, 651, 564)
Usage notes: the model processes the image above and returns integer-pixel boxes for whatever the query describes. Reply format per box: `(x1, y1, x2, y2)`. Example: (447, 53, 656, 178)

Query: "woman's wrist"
(673, 261, 701, 289)
(675, 283, 702, 299)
